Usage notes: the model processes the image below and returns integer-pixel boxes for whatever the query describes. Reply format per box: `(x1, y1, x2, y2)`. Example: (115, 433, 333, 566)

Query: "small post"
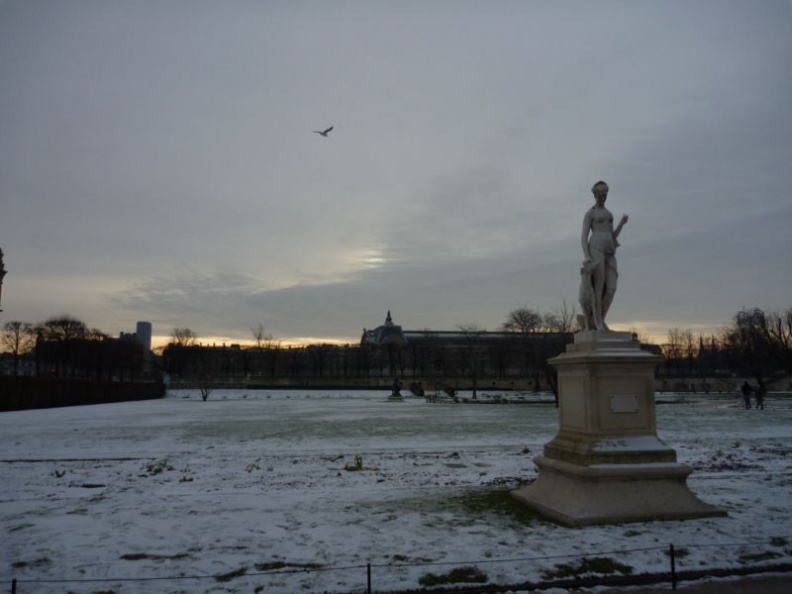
(669, 543, 677, 590)
(11, 578, 17, 594)
(367, 562, 372, 594)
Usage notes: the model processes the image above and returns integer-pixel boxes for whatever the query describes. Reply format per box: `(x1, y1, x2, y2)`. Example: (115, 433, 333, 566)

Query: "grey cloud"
(1, 1, 790, 343)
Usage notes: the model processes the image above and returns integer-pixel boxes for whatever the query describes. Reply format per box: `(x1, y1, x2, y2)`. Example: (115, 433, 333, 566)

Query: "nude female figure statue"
(580, 181, 628, 331)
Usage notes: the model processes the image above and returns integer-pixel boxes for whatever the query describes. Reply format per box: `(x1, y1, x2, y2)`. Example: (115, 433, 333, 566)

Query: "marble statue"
(515, 189, 723, 525)
(579, 181, 628, 331)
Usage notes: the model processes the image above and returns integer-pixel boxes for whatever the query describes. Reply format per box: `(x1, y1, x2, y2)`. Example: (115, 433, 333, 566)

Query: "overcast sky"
(1, 0, 790, 347)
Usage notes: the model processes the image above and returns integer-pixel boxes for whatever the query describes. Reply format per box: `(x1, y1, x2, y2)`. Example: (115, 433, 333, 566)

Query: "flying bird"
(313, 126, 334, 137)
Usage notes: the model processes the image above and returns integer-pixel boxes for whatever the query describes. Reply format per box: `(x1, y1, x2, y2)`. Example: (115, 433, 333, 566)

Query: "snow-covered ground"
(2, 389, 790, 593)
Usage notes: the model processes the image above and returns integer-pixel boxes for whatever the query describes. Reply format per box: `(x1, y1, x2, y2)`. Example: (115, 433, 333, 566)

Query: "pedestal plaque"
(512, 331, 725, 526)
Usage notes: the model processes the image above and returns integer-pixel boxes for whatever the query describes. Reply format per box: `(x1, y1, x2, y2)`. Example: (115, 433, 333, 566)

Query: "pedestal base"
(511, 330, 725, 526)
(512, 456, 726, 526)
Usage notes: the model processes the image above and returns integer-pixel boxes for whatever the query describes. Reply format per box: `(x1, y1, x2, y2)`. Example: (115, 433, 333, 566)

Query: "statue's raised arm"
(579, 181, 627, 332)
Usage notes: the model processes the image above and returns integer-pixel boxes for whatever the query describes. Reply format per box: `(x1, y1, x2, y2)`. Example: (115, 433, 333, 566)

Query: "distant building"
(135, 321, 152, 353)
(361, 311, 407, 346)
(119, 321, 153, 371)
(358, 311, 574, 390)
(361, 311, 572, 350)
(119, 321, 152, 352)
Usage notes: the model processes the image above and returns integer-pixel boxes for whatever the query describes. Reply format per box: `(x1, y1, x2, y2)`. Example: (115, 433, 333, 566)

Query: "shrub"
(145, 459, 173, 475)
(344, 455, 364, 471)
(542, 557, 633, 580)
(419, 566, 488, 586)
(214, 566, 247, 582)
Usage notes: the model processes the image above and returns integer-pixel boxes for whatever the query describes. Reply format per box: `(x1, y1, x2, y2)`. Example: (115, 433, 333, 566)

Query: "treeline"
(160, 310, 576, 391)
(157, 306, 792, 391)
(160, 333, 572, 392)
(1, 315, 146, 381)
(658, 307, 792, 391)
(2, 306, 790, 391)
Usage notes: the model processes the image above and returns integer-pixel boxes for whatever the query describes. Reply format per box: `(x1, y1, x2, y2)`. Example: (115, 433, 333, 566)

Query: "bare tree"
(543, 299, 579, 333)
(758, 308, 792, 376)
(1, 320, 33, 353)
(250, 324, 271, 349)
(724, 307, 792, 386)
(501, 303, 574, 406)
(456, 324, 485, 335)
(681, 329, 698, 379)
(723, 309, 772, 389)
(2, 321, 34, 375)
(457, 324, 485, 398)
(170, 327, 197, 347)
(668, 328, 683, 356)
(32, 315, 99, 378)
(35, 315, 91, 341)
(662, 328, 685, 378)
(502, 305, 542, 333)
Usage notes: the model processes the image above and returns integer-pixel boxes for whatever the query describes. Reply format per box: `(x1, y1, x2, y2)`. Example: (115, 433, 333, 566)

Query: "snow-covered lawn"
(2, 390, 791, 593)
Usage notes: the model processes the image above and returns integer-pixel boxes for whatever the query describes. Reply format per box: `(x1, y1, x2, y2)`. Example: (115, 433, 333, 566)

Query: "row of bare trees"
(4, 305, 790, 389)
(1, 315, 144, 380)
(158, 306, 576, 393)
(501, 300, 578, 334)
(660, 307, 792, 388)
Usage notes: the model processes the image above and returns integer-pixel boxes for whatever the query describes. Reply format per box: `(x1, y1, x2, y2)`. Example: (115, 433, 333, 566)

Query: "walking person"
(740, 381, 752, 409)
(755, 386, 766, 410)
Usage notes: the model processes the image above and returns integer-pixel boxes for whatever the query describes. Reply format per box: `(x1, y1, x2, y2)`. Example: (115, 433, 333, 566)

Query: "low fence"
(0, 377, 165, 412)
(7, 539, 791, 593)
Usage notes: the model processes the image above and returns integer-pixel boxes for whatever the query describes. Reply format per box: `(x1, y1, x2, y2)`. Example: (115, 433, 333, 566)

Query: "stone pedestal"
(512, 331, 725, 526)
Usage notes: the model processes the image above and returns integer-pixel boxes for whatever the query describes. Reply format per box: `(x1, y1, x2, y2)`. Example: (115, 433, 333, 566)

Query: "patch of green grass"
(11, 557, 51, 569)
(253, 561, 323, 572)
(664, 547, 690, 559)
(145, 459, 173, 475)
(444, 487, 546, 525)
(343, 454, 378, 471)
(214, 566, 247, 582)
(120, 553, 190, 561)
(388, 554, 434, 564)
(344, 454, 364, 471)
(418, 566, 488, 587)
(738, 550, 782, 564)
(541, 556, 634, 580)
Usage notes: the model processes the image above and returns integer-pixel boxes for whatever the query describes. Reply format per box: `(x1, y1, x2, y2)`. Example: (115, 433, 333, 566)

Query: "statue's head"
(591, 180, 609, 195)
